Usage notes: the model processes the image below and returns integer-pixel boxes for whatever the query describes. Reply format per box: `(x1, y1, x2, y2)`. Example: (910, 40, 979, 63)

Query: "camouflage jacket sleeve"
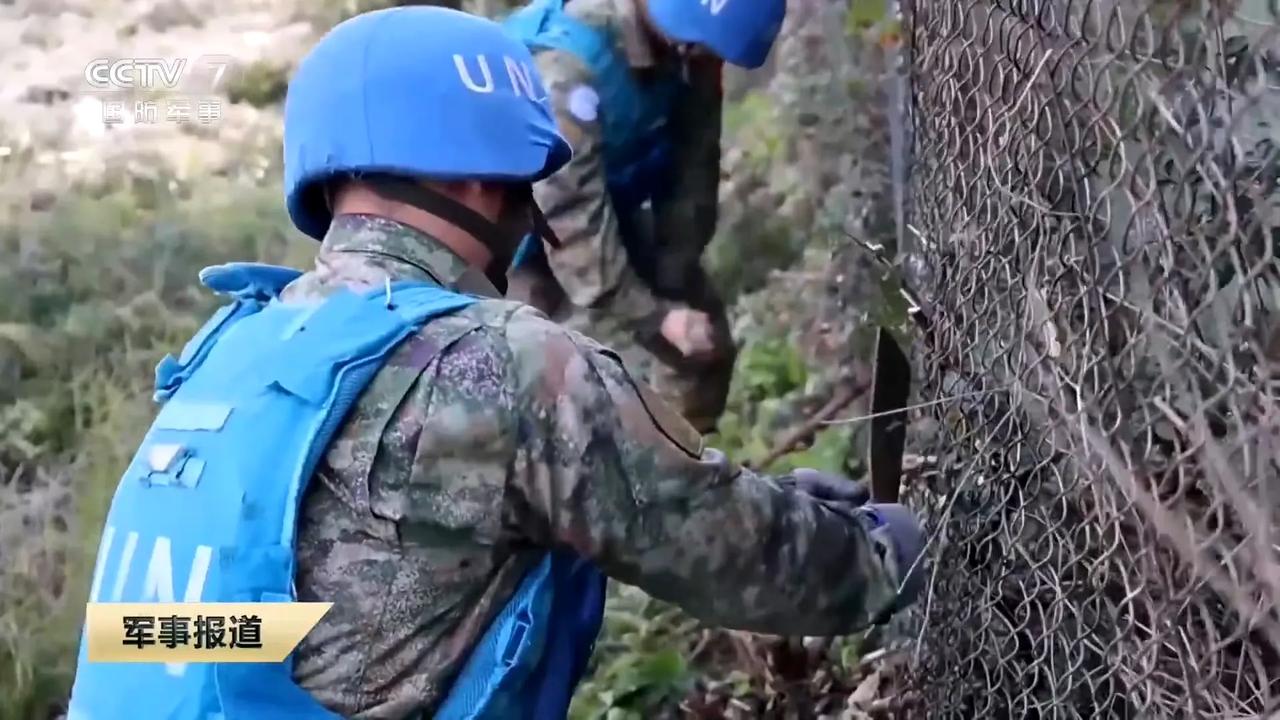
(503, 306, 903, 635)
(650, 57, 723, 264)
(530, 48, 670, 333)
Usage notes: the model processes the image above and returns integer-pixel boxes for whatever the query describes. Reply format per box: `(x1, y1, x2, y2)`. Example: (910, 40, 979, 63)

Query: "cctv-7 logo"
(188, 55, 234, 94)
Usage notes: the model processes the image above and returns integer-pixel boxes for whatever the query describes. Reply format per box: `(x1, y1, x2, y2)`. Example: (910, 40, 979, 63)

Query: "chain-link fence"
(896, 0, 1280, 715)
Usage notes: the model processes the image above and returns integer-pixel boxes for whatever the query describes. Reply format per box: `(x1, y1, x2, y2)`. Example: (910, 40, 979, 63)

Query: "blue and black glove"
(780, 467, 871, 509)
(781, 468, 926, 616)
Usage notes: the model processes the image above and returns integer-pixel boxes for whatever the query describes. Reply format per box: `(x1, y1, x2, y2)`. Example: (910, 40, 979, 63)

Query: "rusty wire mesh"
(894, 0, 1280, 715)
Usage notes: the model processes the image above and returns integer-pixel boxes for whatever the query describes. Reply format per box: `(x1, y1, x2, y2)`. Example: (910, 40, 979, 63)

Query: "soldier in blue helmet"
(503, 0, 785, 434)
(64, 7, 924, 720)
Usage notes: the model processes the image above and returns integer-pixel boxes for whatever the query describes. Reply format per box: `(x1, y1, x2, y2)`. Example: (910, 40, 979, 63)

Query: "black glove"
(861, 503, 927, 620)
(781, 469, 926, 617)
(779, 468, 871, 512)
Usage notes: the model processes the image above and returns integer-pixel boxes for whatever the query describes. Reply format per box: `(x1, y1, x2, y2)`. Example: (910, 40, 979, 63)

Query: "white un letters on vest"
(701, 0, 730, 14)
(453, 54, 547, 101)
(88, 524, 214, 677)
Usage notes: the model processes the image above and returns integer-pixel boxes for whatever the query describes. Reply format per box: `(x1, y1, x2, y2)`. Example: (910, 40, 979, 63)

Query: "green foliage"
(735, 338, 808, 401)
(0, 155, 309, 717)
(570, 588, 698, 720)
(707, 91, 806, 302)
(704, 338, 806, 465)
(846, 0, 888, 33)
(845, 0, 902, 45)
(0, 374, 144, 720)
(705, 213, 797, 304)
(225, 61, 291, 108)
(771, 424, 859, 476)
(722, 92, 785, 174)
(705, 334, 858, 475)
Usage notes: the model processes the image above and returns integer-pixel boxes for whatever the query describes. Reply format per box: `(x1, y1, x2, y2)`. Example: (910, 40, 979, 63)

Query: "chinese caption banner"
(84, 603, 332, 663)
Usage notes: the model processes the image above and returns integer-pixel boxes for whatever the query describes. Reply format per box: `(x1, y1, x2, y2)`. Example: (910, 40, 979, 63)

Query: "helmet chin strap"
(357, 174, 561, 295)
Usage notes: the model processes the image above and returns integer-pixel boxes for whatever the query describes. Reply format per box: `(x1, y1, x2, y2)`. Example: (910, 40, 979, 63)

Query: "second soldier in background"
(503, 0, 782, 433)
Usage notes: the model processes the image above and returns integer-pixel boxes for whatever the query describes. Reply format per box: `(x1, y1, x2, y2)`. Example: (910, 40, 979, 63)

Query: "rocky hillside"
(0, 0, 913, 717)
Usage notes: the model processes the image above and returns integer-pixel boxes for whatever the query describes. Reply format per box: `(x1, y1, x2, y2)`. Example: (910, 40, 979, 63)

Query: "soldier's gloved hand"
(858, 503, 927, 617)
(781, 470, 926, 615)
(779, 468, 870, 511)
(659, 306, 718, 360)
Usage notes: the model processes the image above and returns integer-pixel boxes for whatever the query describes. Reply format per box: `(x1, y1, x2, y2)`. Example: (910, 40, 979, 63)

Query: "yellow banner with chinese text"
(84, 602, 332, 663)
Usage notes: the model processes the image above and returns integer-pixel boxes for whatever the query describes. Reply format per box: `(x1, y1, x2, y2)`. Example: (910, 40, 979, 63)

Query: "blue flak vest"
(504, 0, 681, 272)
(66, 262, 607, 720)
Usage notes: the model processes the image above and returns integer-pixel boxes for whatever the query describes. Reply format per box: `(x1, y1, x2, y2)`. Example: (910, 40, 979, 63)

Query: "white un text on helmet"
(453, 54, 548, 102)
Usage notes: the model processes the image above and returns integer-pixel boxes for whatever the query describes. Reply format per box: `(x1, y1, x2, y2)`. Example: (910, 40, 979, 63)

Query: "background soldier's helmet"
(644, 0, 787, 70)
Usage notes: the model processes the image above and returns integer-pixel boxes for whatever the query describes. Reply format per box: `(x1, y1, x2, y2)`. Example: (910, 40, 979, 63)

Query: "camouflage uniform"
(288, 214, 908, 719)
(505, 0, 735, 434)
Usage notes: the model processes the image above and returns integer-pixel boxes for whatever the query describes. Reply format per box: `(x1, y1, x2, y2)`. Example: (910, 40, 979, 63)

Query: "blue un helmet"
(644, 0, 787, 70)
(283, 6, 571, 242)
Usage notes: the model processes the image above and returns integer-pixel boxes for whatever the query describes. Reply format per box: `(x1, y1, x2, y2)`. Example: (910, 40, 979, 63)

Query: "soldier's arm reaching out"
(528, 51, 668, 333)
(504, 307, 924, 635)
(528, 50, 716, 359)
